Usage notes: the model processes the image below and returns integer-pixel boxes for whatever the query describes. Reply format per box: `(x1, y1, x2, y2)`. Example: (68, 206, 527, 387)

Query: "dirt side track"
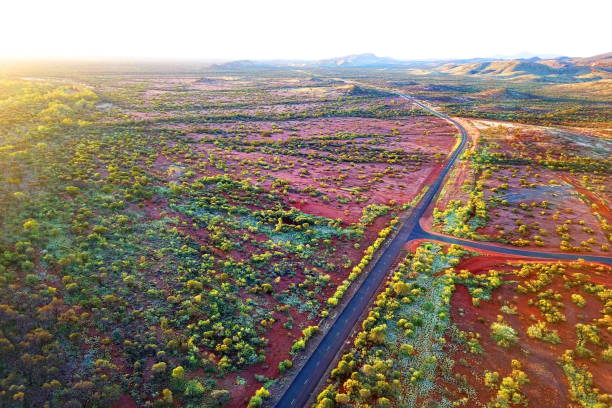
(273, 85, 612, 408)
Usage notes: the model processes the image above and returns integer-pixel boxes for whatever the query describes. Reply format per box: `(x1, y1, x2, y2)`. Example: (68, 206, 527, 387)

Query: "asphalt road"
(274, 90, 612, 408)
(413, 224, 612, 265)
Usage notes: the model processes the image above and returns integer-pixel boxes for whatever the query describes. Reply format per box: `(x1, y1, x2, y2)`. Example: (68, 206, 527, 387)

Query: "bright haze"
(2, 0, 610, 61)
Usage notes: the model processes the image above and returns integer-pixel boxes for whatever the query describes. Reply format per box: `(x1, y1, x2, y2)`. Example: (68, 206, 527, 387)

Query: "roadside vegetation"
(2, 64, 610, 408)
(0, 72, 455, 407)
(316, 242, 472, 407)
(317, 247, 611, 407)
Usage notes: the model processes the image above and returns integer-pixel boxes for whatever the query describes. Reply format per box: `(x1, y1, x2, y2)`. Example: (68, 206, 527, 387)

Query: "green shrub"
(602, 345, 612, 363)
(278, 359, 293, 373)
(210, 389, 230, 406)
(247, 395, 262, 408)
(571, 294, 586, 307)
(526, 321, 561, 344)
(184, 380, 205, 398)
(151, 362, 167, 374)
(399, 344, 415, 356)
(291, 339, 305, 353)
(490, 318, 518, 348)
(171, 365, 185, 380)
(247, 387, 270, 408)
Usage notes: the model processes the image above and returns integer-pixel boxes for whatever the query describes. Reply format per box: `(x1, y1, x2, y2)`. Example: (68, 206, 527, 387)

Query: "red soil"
(102, 75, 472, 406)
(444, 255, 612, 406)
(218, 307, 306, 407)
(427, 118, 611, 255)
(113, 394, 138, 408)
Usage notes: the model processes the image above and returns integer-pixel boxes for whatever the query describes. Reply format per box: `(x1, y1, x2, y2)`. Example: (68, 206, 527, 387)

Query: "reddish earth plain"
(315, 240, 610, 408)
(441, 254, 611, 407)
(428, 118, 611, 254)
(2, 67, 610, 408)
(87, 73, 458, 406)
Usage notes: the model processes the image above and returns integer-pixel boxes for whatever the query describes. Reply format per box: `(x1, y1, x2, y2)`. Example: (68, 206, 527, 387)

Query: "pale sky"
(2, 0, 610, 61)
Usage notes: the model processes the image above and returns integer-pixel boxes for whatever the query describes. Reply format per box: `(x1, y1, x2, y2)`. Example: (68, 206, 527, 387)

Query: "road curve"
(395, 92, 611, 267)
(274, 91, 469, 408)
(412, 225, 612, 266)
(274, 88, 612, 408)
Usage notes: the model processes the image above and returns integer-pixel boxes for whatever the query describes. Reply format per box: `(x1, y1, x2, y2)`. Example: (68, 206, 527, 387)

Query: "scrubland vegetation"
(316, 242, 469, 407)
(324, 70, 612, 253)
(0, 71, 456, 407)
(318, 246, 611, 407)
(431, 119, 611, 252)
(1, 63, 610, 408)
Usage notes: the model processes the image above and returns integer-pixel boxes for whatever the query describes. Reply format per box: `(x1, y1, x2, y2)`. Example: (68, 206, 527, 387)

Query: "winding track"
(274, 89, 612, 408)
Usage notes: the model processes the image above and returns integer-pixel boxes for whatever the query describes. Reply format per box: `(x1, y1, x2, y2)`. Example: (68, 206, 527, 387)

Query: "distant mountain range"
(211, 52, 612, 82)
(211, 53, 411, 69)
(313, 53, 406, 68)
(428, 54, 612, 80)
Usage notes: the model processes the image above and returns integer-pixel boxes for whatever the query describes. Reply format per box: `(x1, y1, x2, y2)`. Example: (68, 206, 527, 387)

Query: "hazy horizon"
(2, 0, 610, 61)
(0, 51, 600, 64)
